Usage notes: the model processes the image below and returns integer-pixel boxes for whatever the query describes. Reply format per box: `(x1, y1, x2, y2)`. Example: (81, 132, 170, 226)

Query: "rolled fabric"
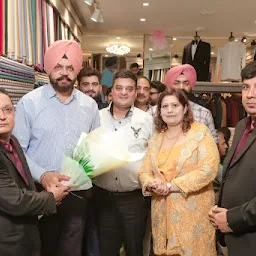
(44, 40, 83, 75)
(164, 64, 197, 89)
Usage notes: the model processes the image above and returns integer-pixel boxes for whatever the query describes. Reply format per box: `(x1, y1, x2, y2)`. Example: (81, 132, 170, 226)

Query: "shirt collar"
(45, 83, 77, 101)
(246, 116, 256, 131)
(108, 102, 134, 118)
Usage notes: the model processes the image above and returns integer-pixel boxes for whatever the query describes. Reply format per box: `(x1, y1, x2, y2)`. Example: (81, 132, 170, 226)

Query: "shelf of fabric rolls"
(193, 81, 242, 93)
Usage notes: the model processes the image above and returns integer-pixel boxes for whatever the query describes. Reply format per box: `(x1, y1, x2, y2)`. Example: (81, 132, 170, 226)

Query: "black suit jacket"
(0, 135, 56, 256)
(182, 40, 211, 81)
(218, 118, 256, 256)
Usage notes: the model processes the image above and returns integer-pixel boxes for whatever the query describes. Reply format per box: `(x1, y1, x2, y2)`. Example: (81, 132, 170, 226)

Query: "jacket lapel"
(12, 137, 36, 190)
(187, 42, 193, 62)
(229, 128, 256, 168)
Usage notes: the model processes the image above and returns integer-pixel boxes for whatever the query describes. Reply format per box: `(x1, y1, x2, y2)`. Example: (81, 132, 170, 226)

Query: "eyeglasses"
(0, 106, 14, 115)
(150, 92, 159, 95)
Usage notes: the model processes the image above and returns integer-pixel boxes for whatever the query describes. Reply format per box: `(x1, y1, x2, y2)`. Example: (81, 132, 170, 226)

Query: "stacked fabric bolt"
(34, 71, 49, 88)
(0, 57, 34, 106)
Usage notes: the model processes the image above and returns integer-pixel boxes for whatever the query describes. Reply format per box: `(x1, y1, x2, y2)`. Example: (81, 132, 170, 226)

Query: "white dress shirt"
(191, 42, 198, 60)
(95, 104, 154, 192)
(215, 41, 246, 81)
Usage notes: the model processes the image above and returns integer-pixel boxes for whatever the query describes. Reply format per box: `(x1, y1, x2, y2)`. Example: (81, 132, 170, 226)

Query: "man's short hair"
(105, 56, 118, 68)
(113, 70, 137, 87)
(241, 61, 256, 81)
(137, 76, 151, 87)
(106, 87, 112, 96)
(150, 81, 166, 93)
(130, 63, 139, 69)
(77, 68, 102, 85)
(0, 88, 13, 104)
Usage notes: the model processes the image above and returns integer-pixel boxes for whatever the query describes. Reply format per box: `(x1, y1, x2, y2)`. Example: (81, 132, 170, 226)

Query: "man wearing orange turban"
(13, 40, 100, 256)
(165, 64, 218, 143)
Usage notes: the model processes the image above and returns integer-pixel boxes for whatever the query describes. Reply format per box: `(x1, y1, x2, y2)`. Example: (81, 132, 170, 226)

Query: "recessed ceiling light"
(173, 37, 177, 41)
(149, 48, 153, 51)
(116, 37, 121, 40)
(235, 39, 238, 41)
(211, 52, 214, 55)
(254, 20, 256, 24)
(143, 2, 150, 6)
(104, 54, 109, 57)
(140, 18, 146, 22)
(200, 10, 215, 16)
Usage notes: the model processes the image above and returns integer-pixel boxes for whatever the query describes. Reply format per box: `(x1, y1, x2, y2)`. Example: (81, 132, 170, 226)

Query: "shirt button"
(116, 190, 118, 192)
(119, 121, 121, 124)
(115, 128, 117, 131)
(115, 177, 118, 180)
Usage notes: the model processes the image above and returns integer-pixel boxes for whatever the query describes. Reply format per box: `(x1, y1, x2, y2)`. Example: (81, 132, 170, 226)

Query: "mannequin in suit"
(182, 33, 211, 81)
(209, 61, 256, 256)
(0, 88, 68, 256)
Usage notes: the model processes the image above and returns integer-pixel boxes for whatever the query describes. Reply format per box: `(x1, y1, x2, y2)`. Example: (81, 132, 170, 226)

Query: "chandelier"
(106, 45, 130, 55)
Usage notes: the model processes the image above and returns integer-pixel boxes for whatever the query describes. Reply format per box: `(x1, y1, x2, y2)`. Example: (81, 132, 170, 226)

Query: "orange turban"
(164, 64, 197, 89)
(44, 40, 83, 75)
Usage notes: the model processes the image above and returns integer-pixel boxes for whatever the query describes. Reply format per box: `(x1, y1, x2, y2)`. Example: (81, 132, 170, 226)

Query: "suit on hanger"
(218, 118, 256, 256)
(0, 135, 56, 256)
(182, 40, 211, 81)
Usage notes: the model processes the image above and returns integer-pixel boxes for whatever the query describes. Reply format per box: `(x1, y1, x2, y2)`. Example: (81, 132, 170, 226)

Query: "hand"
(148, 179, 169, 196)
(48, 184, 69, 204)
(208, 205, 233, 233)
(41, 171, 70, 191)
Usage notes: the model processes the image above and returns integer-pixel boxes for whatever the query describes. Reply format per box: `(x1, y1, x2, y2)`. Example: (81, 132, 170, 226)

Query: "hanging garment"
(215, 41, 246, 81)
(182, 40, 211, 81)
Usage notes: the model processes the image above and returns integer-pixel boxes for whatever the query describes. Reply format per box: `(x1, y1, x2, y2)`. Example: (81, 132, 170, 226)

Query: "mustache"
(56, 76, 72, 82)
(137, 93, 146, 98)
(85, 90, 96, 94)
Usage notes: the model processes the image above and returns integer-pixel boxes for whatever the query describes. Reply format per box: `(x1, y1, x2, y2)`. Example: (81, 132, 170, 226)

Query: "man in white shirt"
(95, 70, 154, 256)
(135, 76, 157, 117)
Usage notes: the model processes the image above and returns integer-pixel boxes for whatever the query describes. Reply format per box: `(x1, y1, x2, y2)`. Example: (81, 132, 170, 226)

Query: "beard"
(50, 76, 76, 93)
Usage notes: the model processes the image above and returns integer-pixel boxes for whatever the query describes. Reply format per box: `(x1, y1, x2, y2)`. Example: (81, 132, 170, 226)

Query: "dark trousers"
(95, 186, 149, 256)
(38, 191, 88, 256)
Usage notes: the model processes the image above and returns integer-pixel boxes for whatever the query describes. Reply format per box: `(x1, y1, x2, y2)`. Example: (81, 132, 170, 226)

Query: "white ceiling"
(72, 0, 256, 56)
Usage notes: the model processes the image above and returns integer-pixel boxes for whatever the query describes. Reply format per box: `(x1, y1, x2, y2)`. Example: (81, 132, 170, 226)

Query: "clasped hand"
(147, 179, 171, 196)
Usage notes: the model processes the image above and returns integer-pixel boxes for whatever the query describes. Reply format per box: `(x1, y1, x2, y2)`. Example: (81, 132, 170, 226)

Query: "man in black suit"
(0, 88, 69, 256)
(209, 61, 256, 256)
(182, 39, 211, 81)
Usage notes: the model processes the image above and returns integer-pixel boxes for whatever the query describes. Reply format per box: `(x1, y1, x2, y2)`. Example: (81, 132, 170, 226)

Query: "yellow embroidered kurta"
(139, 122, 219, 256)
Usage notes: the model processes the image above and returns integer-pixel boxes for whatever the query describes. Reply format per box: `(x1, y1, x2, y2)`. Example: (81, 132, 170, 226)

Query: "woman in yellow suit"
(139, 88, 219, 256)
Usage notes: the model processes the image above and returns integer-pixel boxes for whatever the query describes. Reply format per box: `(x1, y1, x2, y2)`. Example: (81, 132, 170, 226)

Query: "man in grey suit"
(0, 88, 68, 256)
(209, 61, 256, 256)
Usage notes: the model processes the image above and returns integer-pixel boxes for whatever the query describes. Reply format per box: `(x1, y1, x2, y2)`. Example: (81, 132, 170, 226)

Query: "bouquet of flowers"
(61, 127, 144, 191)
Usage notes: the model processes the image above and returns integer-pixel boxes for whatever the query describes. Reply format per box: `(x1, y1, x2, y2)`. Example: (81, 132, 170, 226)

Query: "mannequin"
(215, 33, 246, 81)
(182, 32, 211, 81)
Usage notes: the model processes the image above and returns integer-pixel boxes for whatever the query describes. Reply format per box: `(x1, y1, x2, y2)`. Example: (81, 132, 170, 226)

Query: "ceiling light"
(91, 8, 100, 22)
(116, 37, 121, 40)
(211, 52, 214, 55)
(104, 54, 109, 57)
(149, 48, 153, 51)
(143, 2, 150, 6)
(173, 37, 177, 40)
(235, 39, 238, 42)
(140, 18, 146, 22)
(106, 45, 130, 55)
(84, 0, 93, 6)
(200, 10, 215, 16)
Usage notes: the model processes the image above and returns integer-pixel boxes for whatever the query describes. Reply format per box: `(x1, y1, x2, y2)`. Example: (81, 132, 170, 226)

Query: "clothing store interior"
(1, 1, 256, 256)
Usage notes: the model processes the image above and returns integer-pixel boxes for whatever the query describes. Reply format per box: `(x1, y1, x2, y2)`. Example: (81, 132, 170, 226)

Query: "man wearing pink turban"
(165, 64, 218, 143)
(13, 40, 100, 256)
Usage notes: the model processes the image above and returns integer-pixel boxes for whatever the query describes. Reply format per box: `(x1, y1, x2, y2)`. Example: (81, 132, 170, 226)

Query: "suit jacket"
(182, 40, 211, 81)
(0, 135, 56, 256)
(218, 118, 256, 256)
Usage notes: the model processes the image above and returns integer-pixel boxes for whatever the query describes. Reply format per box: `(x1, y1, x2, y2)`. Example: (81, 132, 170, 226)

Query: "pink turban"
(164, 64, 197, 89)
(44, 40, 83, 75)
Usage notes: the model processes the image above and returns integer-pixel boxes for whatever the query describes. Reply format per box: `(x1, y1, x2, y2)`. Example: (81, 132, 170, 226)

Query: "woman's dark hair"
(155, 88, 194, 133)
